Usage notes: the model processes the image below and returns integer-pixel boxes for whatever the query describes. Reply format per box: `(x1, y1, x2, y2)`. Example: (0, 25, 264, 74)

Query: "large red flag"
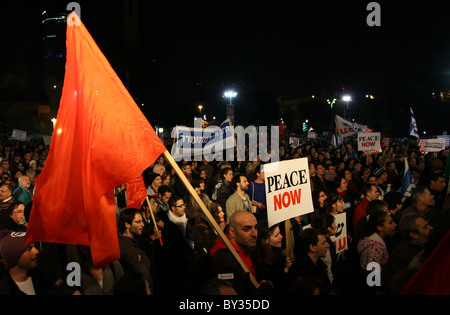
(25, 12, 166, 267)
(401, 230, 450, 295)
(126, 175, 147, 210)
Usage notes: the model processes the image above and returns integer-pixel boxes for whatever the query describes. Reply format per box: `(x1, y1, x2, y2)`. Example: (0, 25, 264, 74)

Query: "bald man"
(209, 210, 273, 294)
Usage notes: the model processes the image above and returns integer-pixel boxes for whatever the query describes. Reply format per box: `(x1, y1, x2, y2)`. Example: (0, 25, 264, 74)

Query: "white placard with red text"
(358, 132, 381, 155)
(329, 212, 348, 254)
(262, 158, 314, 227)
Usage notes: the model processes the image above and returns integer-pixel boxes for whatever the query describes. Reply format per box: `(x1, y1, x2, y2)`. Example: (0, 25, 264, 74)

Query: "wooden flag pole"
(163, 150, 259, 288)
(145, 196, 163, 246)
(285, 220, 292, 258)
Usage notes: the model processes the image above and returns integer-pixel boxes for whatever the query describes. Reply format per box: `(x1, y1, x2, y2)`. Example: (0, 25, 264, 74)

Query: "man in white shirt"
(0, 231, 40, 295)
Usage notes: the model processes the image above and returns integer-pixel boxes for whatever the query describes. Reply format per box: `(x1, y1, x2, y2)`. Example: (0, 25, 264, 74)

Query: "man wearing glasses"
(155, 196, 190, 294)
(0, 183, 15, 211)
(117, 208, 151, 293)
(0, 201, 27, 232)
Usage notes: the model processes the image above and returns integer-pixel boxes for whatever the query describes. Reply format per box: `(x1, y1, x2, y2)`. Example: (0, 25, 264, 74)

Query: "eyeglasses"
(174, 204, 186, 208)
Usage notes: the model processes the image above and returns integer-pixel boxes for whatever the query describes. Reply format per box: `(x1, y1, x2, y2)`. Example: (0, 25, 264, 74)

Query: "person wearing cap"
(146, 173, 162, 196)
(374, 168, 389, 199)
(0, 230, 41, 295)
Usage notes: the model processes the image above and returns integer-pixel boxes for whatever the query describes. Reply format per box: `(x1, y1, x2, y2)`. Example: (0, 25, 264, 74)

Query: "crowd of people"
(0, 133, 449, 295)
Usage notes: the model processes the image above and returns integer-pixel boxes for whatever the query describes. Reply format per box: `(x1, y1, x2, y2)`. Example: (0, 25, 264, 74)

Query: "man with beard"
(0, 231, 41, 295)
(225, 174, 252, 222)
(117, 208, 151, 291)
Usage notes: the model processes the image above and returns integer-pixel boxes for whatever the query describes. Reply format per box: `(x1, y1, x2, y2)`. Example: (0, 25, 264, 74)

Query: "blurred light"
(158, 128, 164, 133)
(57, 128, 62, 134)
(224, 91, 237, 98)
(343, 95, 351, 102)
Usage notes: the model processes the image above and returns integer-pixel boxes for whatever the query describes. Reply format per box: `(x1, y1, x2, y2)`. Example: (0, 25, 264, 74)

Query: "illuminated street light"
(342, 95, 352, 119)
(224, 90, 237, 105)
(224, 90, 237, 123)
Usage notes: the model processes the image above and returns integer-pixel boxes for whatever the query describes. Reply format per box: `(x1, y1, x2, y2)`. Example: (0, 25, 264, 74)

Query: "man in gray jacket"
(226, 174, 252, 222)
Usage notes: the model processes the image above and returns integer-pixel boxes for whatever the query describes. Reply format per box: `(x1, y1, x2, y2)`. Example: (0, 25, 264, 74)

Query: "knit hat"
(0, 230, 30, 268)
(148, 173, 162, 185)
(374, 168, 386, 179)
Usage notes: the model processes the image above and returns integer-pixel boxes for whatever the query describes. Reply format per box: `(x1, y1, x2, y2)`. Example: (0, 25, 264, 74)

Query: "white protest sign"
(263, 157, 314, 227)
(358, 132, 381, 155)
(11, 129, 27, 141)
(419, 138, 446, 153)
(289, 137, 300, 147)
(330, 212, 348, 254)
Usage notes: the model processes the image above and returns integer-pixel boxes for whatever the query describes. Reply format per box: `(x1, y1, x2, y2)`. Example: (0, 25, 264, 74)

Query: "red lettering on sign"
(361, 141, 375, 147)
(273, 188, 302, 211)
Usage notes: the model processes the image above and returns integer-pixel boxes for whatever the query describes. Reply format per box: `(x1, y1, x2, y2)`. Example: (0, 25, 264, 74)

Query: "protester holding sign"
(250, 219, 292, 294)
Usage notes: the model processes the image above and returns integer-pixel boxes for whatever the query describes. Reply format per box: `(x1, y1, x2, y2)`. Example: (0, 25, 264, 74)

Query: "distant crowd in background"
(0, 133, 449, 295)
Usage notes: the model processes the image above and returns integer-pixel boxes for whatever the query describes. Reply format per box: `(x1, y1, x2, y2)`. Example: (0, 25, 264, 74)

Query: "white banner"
(329, 212, 348, 254)
(357, 132, 381, 155)
(263, 157, 314, 227)
(289, 137, 300, 147)
(419, 138, 446, 153)
(171, 119, 235, 160)
(335, 115, 371, 138)
(11, 129, 27, 141)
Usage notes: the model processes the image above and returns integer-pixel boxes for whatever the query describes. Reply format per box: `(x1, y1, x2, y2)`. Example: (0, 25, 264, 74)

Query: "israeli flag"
(409, 107, 419, 138)
(401, 158, 416, 202)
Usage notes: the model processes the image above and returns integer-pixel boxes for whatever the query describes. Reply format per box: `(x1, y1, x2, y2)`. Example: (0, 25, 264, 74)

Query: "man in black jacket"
(288, 227, 332, 294)
(0, 230, 42, 295)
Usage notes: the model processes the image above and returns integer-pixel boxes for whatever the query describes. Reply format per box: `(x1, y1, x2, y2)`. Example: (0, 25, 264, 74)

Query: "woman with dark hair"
(312, 190, 328, 214)
(250, 219, 292, 293)
(325, 192, 346, 216)
(356, 204, 396, 271)
(209, 202, 227, 234)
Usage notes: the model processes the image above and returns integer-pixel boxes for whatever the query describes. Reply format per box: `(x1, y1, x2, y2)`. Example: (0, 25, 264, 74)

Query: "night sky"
(1, 1, 450, 136)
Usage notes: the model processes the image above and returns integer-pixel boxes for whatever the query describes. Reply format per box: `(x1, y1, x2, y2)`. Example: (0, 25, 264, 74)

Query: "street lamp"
(198, 105, 203, 116)
(224, 90, 237, 105)
(342, 95, 352, 119)
(224, 90, 237, 123)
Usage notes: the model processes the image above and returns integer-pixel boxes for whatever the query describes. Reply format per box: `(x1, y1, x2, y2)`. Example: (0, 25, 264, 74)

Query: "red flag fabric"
(126, 175, 147, 210)
(401, 230, 450, 295)
(25, 12, 166, 267)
